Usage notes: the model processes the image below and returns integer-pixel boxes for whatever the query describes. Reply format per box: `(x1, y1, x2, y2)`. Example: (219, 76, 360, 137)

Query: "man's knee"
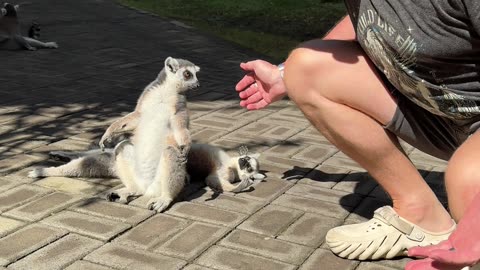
(283, 42, 330, 104)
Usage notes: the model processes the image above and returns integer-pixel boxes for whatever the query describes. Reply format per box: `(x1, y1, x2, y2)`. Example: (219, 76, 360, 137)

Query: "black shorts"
(382, 83, 480, 161)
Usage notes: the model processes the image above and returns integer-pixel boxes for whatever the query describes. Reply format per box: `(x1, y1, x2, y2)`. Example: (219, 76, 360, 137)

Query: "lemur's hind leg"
(206, 168, 254, 193)
(28, 150, 115, 178)
(49, 149, 106, 162)
(109, 141, 141, 204)
(146, 146, 188, 212)
(14, 35, 36, 50)
(24, 37, 58, 49)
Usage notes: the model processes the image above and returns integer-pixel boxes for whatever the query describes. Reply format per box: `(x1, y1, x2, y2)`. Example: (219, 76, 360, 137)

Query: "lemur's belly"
(134, 110, 171, 185)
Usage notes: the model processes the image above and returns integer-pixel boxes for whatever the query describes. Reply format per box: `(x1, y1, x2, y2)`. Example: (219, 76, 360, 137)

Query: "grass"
(118, 0, 346, 62)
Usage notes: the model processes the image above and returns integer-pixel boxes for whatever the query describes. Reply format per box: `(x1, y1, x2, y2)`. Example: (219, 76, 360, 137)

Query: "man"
(235, 1, 480, 269)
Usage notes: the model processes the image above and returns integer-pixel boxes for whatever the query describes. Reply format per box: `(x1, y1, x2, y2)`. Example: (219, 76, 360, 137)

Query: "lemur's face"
(164, 57, 200, 93)
(237, 154, 265, 181)
(3, 3, 17, 17)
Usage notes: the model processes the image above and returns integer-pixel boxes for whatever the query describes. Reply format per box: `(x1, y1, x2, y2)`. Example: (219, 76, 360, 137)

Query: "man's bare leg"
(445, 132, 480, 221)
(283, 39, 453, 232)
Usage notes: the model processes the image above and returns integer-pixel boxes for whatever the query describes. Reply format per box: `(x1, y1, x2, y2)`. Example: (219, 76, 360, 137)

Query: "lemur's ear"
(195, 65, 200, 72)
(1, 8, 6, 16)
(14, 4, 19, 11)
(252, 173, 266, 180)
(165, 57, 180, 73)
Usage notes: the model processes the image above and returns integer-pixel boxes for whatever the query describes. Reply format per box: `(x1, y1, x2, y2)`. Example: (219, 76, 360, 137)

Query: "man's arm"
(323, 15, 356, 41)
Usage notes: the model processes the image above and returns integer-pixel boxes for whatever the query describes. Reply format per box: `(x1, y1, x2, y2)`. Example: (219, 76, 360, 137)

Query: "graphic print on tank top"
(352, 7, 480, 120)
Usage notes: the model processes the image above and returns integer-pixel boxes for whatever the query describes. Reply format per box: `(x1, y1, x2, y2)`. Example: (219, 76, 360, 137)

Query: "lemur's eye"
(183, 70, 192, 80)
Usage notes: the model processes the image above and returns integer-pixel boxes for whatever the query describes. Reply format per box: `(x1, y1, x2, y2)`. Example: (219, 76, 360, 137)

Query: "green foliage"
(120, 0, 346, 61)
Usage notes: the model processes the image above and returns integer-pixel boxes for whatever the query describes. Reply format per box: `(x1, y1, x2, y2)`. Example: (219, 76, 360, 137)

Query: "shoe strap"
(374, 207, 426, 242)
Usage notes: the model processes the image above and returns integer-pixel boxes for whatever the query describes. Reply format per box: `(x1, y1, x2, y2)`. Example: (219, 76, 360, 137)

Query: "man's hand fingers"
(245, 91, 263, 104)
(239, 83, 258, 99)
(405, 258, 439, 270)
(246, 100, 269, 110)
(239, 61, 256, 72)
(429, 249, 474, 267)
(236, 73, 256, 92)
(408, 241, 452, 258)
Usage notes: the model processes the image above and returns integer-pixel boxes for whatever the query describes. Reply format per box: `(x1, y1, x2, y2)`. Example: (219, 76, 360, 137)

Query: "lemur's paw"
(106, 191, 130, 204)
(147, 197, 172, 212)
(28, 168, 44, 178)
(27, 46, 37, 51)
(46, 42, 58, 49)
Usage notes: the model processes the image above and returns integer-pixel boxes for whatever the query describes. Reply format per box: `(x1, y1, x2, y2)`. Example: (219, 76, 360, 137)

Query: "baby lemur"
(0, 2, 58, 50)
(29, 143, 265, 195)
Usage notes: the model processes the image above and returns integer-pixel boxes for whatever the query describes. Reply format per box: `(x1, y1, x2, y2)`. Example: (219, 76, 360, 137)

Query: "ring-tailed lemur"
(28, 143, 266, 195)
(108, 57, 198, 212)
(0, 2, 58, 50)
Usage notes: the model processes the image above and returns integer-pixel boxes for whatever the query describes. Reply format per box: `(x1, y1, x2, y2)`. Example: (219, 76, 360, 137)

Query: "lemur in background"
(0, 2, 58, 50)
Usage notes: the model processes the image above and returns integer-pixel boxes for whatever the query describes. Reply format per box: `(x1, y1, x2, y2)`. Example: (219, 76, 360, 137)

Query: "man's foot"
(326, 206, 456, 260)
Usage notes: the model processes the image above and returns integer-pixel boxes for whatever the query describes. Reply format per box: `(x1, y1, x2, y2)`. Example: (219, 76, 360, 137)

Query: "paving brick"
(167, 202, 246, 227)
(272, 194, 352, 220)
(35, 177, 111, 195)
(260, 155, 317, 173)
(0, 216, 25, 238)
(286, 184, 363, 208)
(258, 161, 306, 181)
(408, 149, 448, 167)
(28, 139, 92, 159)
(219, 230, 313, 265)
(0, 154, 44, 175)
(0, 176, 22, 193)
(0, 184, 52, 213)
(4, 192, 84, 221)
(191, 128, 229, 144)
(291, 145, 338, 163)
(299, 248, 359, 270)
(323, 156, 366, 172)
(195, 245, 296, 270)
(0, 224, 67, 266)
(298, 164, 350, 188)
(155, 222, 229, 261)
(8, 234, 103, 270)
(188, 189, 265, 214)
(278, 213, 342, 247)
(238, 205, 303, 237)
(64, 260, 116, 270)
(236, 178, 294, 202)
(332, 172, 378, 196)
(182, 264, 213, 270)
(356, 262, 401, 270)
(84, 243, 187, 270)
(262, 143, 306, 158)
(71, 198, 154, 225)
(114, 214, 190, 249)
(375, 257, 413, 270)
(41, 210, 130, 241)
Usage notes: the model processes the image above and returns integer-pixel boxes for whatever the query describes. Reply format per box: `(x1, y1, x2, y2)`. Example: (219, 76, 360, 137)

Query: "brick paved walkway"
(0, 1, 449, 269)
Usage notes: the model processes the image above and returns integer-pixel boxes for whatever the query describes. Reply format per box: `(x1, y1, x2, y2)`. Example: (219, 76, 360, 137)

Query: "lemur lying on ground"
(0, 2, 58, 50)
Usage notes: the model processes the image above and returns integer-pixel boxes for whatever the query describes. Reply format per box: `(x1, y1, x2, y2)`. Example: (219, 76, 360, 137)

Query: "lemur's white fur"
(28, 144, 266, 195)
(0, 3, 58, 50)
(108, 57, 199, 211)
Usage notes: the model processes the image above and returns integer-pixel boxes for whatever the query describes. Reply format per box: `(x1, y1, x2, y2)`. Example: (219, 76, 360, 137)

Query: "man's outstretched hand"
(235, 60, 287, 110)
(406, 193, 480, 270)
